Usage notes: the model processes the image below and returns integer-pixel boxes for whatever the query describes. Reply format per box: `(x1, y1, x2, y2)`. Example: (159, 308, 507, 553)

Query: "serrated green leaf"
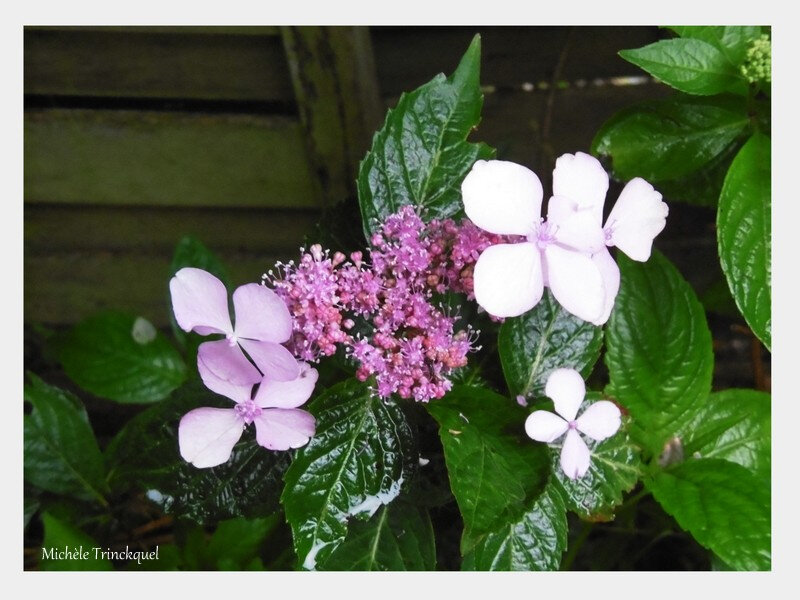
(462, 485, 567, 571)
(667, 26, 763, 66)
(718, 133, 771, 349)
(498, 289, 602, 398)
(646, 458, 770, 570)
(357, 34, 494, 239)
(24, 375, 108, 505)
(549, 394, 642, 519)
(281, 379, 416, 570)
(619, 38, 741, 95)
(322, 501, 436, 571)
(105, 381, 290, 523)
(56, 311, 187, 404)
(169, 235, 229, 350)
(682, 389, 770, 480)
(40, 511, 113, 571)
(605, 251, 713, 456)
(426, 386, 550, 553)
(592, 96, 748, 182)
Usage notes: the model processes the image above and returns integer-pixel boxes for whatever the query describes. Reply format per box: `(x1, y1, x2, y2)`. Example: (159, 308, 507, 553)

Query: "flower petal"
(255, 363, 319, 409)
(197, 340, 262, 388)
(232, 283, 293, 343)
(591, 247, 621, 326)
(547, 197, 605, 254)
(605, 177, 668, 261)
(560, 429, 591, 480)
(461, 159, 543, 236)
(473, 242, 544, 318)
(239, 339, 301, 382)
(524, 410, 569, 442)
(169, 267, 233, 335)
(253, 408, 316, 450)
(197, 344, 257, 404)
(545, 367, 586, 421)
(576, 400, 622, 442)
(552, 152, 609, 222)
(544, 244, 605, 324)
(178, 407, 244, 468)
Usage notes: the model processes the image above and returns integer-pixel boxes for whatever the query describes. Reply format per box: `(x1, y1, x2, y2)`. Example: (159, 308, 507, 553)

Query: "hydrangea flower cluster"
(267, 206, 503, 401)
(741, 34, 771, 83)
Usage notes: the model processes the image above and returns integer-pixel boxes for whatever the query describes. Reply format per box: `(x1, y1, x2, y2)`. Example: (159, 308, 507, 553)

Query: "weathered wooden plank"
(24, 205, 320, 253)
(24, 251, 289, 327)
(24, 109, 321, 208)
(372, 26, 662, 95)
(24, 27, 293, 101)
(282, 26, 383, 206)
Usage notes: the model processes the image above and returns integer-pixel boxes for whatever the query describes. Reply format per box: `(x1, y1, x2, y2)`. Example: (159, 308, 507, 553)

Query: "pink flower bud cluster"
(266, 206, 503, 402)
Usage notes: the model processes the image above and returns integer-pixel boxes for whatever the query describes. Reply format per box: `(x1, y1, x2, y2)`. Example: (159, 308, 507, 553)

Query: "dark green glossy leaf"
(682, 389, 770, 480)
(498, 289, 602, 399)
(462, 485, 567, 571)
(24, 375, 108, 505)
(40, 511, 113, 571)
(549, 394, 642, 519)
(24, 495, 40, 529)
(646, 458, 770, 570)
(281, 379, 416, 570)
(718, 133, 771, 349)
(357, 34, 494, 239)
(592, 96, 748, 182)
(667, 26, 763, 66)
(169, 235, 229, 350)
(57, 311, 187, 404)
(654, 139, 740, 208)
(605, 251, 713, 456)
(426, 385, 550, 552)
(106, 381, 290, 524)
(322, 501, 436, 571)
(204, 515, 279, 570)
(619, 39, 741, 95)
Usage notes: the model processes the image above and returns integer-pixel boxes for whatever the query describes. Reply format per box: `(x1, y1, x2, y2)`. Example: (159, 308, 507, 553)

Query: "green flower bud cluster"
(740, 34, 771, 83)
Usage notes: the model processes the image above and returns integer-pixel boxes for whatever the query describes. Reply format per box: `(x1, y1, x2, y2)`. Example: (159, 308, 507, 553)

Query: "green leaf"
(549, 394, 642, 519)
(605, 251, 713, 456)
(56, 311, 187, 404)
(357, 34, 494, 239)
(24, 375, 108, 505)
(281, 379, 416, 570)
(462, 485, 567, 571)
(718, 133, 771, 349)
(322, 501, 436, 571)
(40, 512, 113, 571)
(646, 459, 770, 570)
(24, 494, 40, 529)
(426, 386, 550, 553)
(619, 39, 741, 95)
(204, 515, 279, 570)
(105, 381, 290, 523)
(498, 289, 602, 398)
(169, 236, 229, 350)
(592, 96, 748, 182)
(667, 26, 763, 66)
(682, 389, 771, 480)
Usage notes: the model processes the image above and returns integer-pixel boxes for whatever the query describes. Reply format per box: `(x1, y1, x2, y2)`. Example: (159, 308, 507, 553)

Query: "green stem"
(560, 520, 594, 571)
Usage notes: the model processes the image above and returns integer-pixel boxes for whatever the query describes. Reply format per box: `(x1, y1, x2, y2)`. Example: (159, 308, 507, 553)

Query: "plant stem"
(560, 520, 594, 571)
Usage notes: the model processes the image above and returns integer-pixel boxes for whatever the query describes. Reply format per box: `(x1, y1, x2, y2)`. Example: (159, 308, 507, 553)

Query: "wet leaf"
(605, 251, 713, 457)
(498, 289, 602, 398)
(718, 133, 771, 349)
(357, 34, 494, 239)
(322, 501, 436, 571)
(281, 379, 416, 570)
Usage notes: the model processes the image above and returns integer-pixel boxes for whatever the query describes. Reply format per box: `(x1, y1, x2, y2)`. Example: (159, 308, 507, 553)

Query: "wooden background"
(25, 26, 672, 328)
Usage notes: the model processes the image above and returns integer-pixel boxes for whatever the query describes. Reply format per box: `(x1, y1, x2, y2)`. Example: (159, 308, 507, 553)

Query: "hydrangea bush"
(24, 30, 771, 571)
